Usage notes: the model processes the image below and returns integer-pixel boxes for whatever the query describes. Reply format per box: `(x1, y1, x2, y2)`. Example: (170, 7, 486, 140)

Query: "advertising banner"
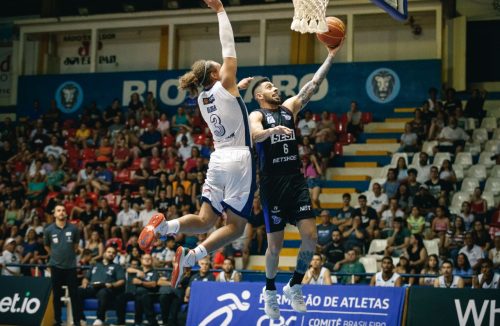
(0, 47, 11, 98)
(187, 282, 406, 326)
(406, 287, 500, 326)
(0, 276, 53, 326)
(17, 60, 440, 120)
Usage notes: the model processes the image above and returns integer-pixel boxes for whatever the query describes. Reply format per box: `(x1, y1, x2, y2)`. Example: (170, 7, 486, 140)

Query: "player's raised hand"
(203, 0, 224, 13)
(272, 125, 292, 136)
(327, 37, 345, 57)
(237, 77, 254, 90)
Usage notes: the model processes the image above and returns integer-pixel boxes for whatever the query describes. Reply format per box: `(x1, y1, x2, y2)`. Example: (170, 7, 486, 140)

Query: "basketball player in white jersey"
(370, 256, 402, 287)
(473, 258, 500, 289)
(302, 254, 332, 285)
(138, 0, 257, 288)
(217, 258, 242, 282)
(434, 260, 464, 288)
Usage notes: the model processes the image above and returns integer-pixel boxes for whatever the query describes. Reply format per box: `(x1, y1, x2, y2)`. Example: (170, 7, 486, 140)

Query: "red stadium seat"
(335, 121, 347, 134)
(162, 135, 175, 148)
(333, 142, 343, 156)
(195, 134, 207, 146)
(330, 113, 338, 123)
(313, 113, 321, 122)
(362, 112, 373, 124)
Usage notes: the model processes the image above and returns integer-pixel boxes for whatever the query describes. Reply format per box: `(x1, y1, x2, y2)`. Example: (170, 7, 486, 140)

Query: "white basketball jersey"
(198, 81, 251, 150)
(375, 272, 400, 287)
(309, 267, 328, 285)
(478, 273, 500, 289)
(437, 275, 461, 288)
(218, 270, 238, 282)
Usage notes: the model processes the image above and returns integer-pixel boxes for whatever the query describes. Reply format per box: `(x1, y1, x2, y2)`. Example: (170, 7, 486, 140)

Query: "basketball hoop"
(291, 0, 329, 34)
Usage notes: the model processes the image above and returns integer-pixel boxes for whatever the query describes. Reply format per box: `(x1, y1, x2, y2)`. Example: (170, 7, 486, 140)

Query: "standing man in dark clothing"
(132, 254, 159, 326)
(322, 230, 346, 272)
(249, 40, 343, 320)
(77, 246, 125, 326)
(43, 204, 80, 326)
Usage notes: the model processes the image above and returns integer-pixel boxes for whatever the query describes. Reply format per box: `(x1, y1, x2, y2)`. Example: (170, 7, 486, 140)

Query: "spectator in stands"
(153, 236, 176, 268)
(415, 152, 431, 184)
(454, 253, 473, 286)
(385, 217, 410, 257)
(413, 185, 437, 221)
(116, 198, 139, 242)
(419, 254, 439, 286)
(489, 232, 500, 273)
(302, 154, 322, 209)
(470, 188, 488, 225)
(430, 206, 450, 248)
(471, 220, 492, 252)
(406, 168, 420, 206)
(346, 101, 363, 141)
(131, 254, 159, 326)
(472, 258, 499, 289)
(396, 256, 414, 286)
(91, 163, 113, 194)
(464, 89, 487, 120)
(383, 168, 400, 199)
(158, 267, 183, 326)
(331, 193, 354, 232)
(434, 260, 464, 288)
(86, 231, 104, 264)
(380, 198, 405, 237)
(406, 234, 427, 273)
(217, 258, 242, 282)
(410, 108, 427, 143)
(298, 136, 314, 158)
(139, 198, 158, 228)
(436, 117, 470, 155)
(139, 123, 161, 157)
(1, 238, 21, 276)
(297, 110, 317, 138)
(366, 183, 388, 216)
(426, 87, 440, 113)
(459, 232, 485, 271)
(303, 253, 332, 285)
(243, 197, 265, 268)
(157, 112, 170, 135)
(407, 207, 425, 236)
(78, 246, 126, 326)
(438, 159, 457, 185)
(443, 88, 462, 115)
(445, 216, 466, 261)
(184, 258, 215, 303)
(352, 195, 379, 240)
(426, 166, 452, 200)
(317, 210, 337, 253)
(394, 157, 409, 183)
(171, 107, 190, 134)
(342, 216, 366, 252)
(370, 256, 401, 287)
(399, 123, 418, 153)
(323, 230, 345, 272)
(338, 248, 366, 285)
(90, 198, 116, 241)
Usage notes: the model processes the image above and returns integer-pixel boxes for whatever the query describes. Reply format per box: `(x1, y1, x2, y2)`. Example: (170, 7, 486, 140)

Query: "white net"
(291, 0, 329, 34)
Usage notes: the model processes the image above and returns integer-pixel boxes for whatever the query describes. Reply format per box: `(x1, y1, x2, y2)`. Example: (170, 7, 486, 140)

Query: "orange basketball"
(316, 17, 346, 48)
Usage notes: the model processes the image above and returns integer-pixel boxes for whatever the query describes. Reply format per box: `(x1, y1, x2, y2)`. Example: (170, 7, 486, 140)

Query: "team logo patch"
(271, 215, 281, 225)
(266, 115, 276, 124)
(55, 81, 84, 113)
(281, 113, 292, 120)
(202, 95, 215, 105)
(366, 68, 400, 104)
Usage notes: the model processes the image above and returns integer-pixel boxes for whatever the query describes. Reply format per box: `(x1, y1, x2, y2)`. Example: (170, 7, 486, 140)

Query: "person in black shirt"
(89, 198, 116, 240)
(131, 254, 159, 326)
(316, 210, 338, 253)
(323, 230, 345, 272)
(353, 195, 379, 240)
(249, 41, 343, 318)
(464, 89, 487, 120)
(413, 185, 438, 220)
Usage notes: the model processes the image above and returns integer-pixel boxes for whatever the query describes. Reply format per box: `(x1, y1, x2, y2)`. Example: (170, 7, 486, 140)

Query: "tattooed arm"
(283, 40, 344, 117)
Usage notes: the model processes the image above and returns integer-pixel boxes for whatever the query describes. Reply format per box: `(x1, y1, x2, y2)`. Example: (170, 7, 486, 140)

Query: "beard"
(264, 93, 282, 105)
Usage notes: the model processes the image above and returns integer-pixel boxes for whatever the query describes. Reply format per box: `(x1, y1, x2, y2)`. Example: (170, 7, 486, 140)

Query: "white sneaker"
(264, 290, 280, 320)
(283, 282, 307, 313)
(92, 319, 103, 326)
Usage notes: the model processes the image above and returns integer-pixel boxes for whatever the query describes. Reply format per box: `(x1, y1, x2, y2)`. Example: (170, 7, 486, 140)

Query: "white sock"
(157, 219, 180, 235)
(184, 245, 208, 267)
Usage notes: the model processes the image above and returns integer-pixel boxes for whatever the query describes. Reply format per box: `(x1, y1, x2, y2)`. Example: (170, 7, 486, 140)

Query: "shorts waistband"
(215, 146, 251, 152)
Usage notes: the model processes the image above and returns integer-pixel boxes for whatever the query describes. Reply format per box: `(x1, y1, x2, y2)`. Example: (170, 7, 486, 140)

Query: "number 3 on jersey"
(210, 113, 226, 137)
(283, 143, 289, 154)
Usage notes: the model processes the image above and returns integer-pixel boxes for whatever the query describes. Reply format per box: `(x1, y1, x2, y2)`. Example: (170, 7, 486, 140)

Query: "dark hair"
(480, 258, 493, 268)
(455, 253, 471, 271)
(382, 256, 393, 264)
(358, 194, 367, 200)
(442, 260, 453, 268)
(252, 77, 271, 97)
(425, 254, 439, 272)
(408, 168, 418, 176)
(342, 193, 351, 199)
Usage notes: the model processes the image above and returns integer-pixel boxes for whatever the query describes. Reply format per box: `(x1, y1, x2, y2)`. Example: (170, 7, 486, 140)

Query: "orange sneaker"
(138, 213, 166, 250)
(171, 246, 189, 288)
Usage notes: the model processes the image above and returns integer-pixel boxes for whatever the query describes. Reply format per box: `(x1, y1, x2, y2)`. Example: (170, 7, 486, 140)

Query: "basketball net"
(291, 0, 329, 34)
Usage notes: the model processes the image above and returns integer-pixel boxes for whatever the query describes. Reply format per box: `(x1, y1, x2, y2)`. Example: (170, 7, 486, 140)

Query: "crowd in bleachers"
(311, 87, 500, 288)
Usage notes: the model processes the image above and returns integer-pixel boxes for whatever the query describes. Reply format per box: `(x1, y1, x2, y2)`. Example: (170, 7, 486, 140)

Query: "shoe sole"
(264, 306, 280, 320)
(171, 246, 187, 288)
(138, 214, 165, 250)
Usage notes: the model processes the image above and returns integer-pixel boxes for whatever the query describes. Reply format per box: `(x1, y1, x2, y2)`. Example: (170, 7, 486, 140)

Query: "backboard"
(371, 0, 408, 21)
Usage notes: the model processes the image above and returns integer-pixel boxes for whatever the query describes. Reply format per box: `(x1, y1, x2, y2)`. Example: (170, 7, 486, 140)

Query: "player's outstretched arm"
(249, 111, 292, 143)
(203, 0, 238, 96)
(283, 40, 344, 116)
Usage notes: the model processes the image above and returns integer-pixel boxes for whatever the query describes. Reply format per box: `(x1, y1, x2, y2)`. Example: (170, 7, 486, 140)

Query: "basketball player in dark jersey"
(249, 41, 344, 320)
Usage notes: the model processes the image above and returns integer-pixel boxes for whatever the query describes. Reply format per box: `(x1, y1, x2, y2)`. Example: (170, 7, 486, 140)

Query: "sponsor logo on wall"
(55, 81, 84, 113)
(366, 67, 400, 103)
(0, 48, 11, 98)
(62, 33, 118, 67)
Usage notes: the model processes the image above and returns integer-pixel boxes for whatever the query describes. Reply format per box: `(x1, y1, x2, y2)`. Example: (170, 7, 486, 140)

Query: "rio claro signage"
(187, 282, 405, 326)
(0, 276, 53, 326)
(17, 60, 440, 119)
(406, 287, 500, 326)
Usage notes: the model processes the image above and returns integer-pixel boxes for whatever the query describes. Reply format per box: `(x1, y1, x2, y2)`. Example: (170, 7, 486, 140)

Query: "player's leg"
(264, 230, 285, 320)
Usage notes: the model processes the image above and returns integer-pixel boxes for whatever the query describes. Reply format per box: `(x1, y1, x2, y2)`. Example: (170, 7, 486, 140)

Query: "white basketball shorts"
(201, 147, 255, 218)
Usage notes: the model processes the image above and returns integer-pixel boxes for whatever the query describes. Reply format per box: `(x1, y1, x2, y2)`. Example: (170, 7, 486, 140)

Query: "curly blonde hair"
(178, 60, 216, 93)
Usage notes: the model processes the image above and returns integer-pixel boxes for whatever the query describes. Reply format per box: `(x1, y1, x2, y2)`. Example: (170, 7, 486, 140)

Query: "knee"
(267, 243, 282, 257)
